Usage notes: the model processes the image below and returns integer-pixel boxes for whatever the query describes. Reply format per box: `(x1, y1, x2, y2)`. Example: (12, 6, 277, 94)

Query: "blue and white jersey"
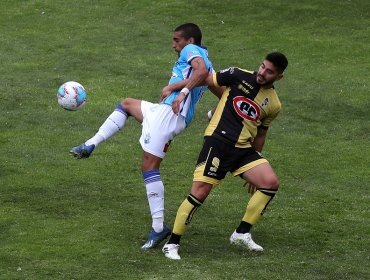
(162, 44, 214, 125)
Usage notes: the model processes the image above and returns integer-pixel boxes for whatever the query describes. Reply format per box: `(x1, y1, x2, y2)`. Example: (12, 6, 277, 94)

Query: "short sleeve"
(261, 101, 281, 128)
(215, 67, 240, 87)
(180, 44, 202, 64)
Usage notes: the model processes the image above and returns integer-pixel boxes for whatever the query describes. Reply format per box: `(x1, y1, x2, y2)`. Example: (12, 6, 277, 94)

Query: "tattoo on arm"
(186, 58, 206, 89)
(186, 76, 201, 89)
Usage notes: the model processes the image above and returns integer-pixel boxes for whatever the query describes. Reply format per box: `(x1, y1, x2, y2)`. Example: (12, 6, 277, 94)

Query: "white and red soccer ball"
(57, 81, 86, 111)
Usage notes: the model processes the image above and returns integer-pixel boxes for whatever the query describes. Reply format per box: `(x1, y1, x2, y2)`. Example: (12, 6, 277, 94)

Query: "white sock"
(143, 170, 164, 233)
(85, 109, 128, 146)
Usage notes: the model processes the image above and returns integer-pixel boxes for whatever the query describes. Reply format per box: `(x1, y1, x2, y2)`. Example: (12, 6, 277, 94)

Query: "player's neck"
(261, 83, 274, 89)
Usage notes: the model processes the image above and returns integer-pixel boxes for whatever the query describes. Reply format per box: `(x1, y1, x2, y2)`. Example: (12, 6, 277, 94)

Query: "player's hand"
(247, 183, 257, 195)
(160, 86, 172, 102)
(248, 183, 257, 195)
(172, 92, 185, 115)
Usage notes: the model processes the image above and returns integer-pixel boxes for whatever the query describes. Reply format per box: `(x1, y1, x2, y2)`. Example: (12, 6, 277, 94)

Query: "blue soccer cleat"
(141, 224, 171, 250)
(69, 143, 95, 159)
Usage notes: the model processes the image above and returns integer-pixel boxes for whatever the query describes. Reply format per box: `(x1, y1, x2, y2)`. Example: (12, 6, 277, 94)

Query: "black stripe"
(258, 124, 269, 130)
(259, 189, 277, 197)
(187, 194, 203, 206)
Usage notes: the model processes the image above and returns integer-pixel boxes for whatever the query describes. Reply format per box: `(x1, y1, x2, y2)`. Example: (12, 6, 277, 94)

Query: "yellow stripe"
(212, 73, 219, 87)
(231, 158, 268, 177)
(205, 89, 229, 137)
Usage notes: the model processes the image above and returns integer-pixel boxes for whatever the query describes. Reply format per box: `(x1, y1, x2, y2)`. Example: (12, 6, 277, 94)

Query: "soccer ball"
(57, 81, 87, 111)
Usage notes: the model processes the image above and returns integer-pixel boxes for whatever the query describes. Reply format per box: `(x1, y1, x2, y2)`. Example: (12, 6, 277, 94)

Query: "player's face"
(172, 31, 191, 54)
(256, 60, 283, 87)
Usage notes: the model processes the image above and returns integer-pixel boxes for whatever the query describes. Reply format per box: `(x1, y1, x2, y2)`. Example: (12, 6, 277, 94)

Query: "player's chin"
(256, 78, 265, 85)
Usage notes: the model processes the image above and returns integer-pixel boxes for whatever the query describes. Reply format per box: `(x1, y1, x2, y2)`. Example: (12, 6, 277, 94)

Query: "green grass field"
(1, 0, 369, 279)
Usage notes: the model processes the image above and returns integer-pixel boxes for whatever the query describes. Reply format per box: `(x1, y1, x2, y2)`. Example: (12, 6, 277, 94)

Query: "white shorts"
(139, 101, 186, 158)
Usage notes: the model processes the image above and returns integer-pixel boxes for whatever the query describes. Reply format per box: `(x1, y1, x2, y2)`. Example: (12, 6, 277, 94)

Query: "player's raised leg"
(70, 98, 142, 159)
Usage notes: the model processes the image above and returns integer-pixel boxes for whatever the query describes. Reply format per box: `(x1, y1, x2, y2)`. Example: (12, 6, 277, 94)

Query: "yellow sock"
(173, 194, 202, 236)
(243, 189, 276, 225)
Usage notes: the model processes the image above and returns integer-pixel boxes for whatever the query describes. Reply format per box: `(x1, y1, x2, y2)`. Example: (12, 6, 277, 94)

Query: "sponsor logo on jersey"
(242, 80, 254, 90)
(238, 84, 250, 95)
(220, 67, 234, 74)
(233, 96, 260, 122)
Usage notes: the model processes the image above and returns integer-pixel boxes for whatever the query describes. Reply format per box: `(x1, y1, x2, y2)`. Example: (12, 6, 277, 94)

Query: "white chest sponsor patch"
(233, 96, 260, 122)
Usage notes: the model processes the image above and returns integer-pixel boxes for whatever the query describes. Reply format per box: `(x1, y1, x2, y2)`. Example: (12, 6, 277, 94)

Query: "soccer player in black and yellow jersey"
(162, 52, 288, 260)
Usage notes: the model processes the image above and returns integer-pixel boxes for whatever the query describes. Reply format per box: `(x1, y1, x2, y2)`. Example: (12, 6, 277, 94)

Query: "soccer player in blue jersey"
(70, 23, 220, 249)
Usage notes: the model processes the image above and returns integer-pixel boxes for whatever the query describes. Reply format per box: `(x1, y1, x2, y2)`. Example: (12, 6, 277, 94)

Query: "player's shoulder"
(218, 67, 253, 77)
(262, 86, 280, 98)
(182, 44, 210, 56)
(182, 43, 199, 53)
(181, 44, 210, 64)
(236, 67, 253, 74)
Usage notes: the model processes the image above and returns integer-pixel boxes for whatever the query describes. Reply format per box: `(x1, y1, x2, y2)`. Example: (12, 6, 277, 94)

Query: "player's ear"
(276, 73, 284, 81)
(188, 37, 195, 44)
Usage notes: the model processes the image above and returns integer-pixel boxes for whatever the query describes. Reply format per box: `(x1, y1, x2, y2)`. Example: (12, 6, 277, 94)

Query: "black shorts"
(193, 136, 268, 185)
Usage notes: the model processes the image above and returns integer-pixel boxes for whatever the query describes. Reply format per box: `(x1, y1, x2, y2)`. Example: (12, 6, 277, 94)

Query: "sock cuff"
(115, 102, 130, 117)
(258, 189, 277, 197)
(187, 194, 203, 207)
(142, 170, 161, 184)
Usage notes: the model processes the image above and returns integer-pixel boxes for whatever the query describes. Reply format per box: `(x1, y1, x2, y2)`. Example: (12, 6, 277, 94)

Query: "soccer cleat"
(69, 143, 95, 159)
(230, 230, 264, 252)
(141, 224, 171, 250)
(162, 242, 181, 260)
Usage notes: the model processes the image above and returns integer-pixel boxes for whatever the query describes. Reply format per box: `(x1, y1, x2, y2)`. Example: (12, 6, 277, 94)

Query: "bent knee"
(121, 97, 135, 108)
(264, 176, 279, 190)
(120, 98, 142, 121)
(250, 173, 279, 190)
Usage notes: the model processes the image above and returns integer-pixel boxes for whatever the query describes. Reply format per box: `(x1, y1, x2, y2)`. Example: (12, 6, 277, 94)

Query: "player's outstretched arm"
(160, 80, 188, 101)
(162, 72, 218, 97)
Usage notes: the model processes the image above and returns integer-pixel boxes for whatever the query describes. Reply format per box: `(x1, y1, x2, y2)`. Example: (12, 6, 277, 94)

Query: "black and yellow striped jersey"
(205, 67, 281, 148)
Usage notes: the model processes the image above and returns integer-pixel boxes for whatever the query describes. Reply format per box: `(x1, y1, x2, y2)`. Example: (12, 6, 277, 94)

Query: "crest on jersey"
(144, 133, 151, 144)
(261, 97, 269, 108)
(187, 51, 195, 57)
(233, 96, 260, 122)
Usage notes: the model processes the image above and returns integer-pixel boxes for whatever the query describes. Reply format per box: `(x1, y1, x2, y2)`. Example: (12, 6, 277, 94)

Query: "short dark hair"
(266, 52, 288, 73)
(174, 23, 202, 45)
